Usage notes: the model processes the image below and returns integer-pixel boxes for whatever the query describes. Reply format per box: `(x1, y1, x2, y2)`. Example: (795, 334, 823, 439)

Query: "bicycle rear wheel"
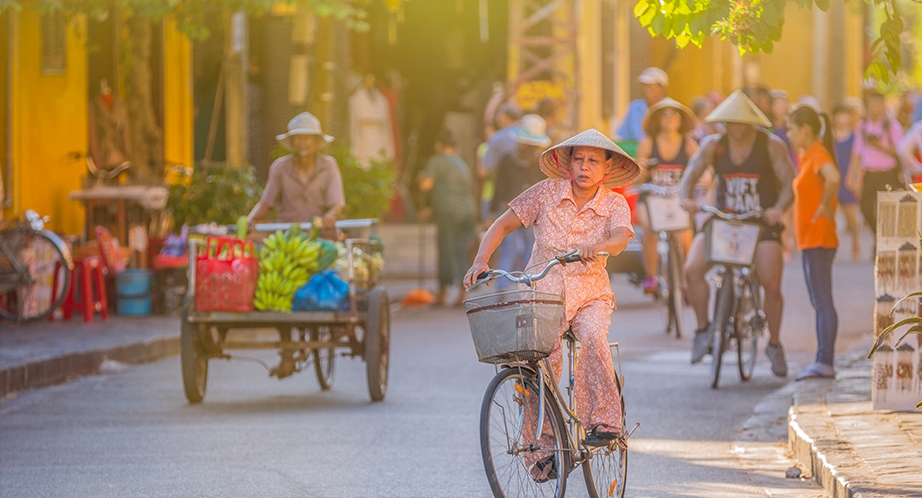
(736, 277, 763, 381)
(710, 280, 734, 390)
(0, 229, 72, 323)
(481, 367, 569, 498)
(665, 237, 684, 339)
(583, 370, 628, 498)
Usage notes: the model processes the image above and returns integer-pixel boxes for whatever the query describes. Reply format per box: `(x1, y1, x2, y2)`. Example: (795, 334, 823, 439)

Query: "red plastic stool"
(51, 255, 108, 322)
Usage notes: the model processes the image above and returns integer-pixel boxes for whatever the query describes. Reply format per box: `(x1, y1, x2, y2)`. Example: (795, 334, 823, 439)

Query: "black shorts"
(757, 221, 784, 243)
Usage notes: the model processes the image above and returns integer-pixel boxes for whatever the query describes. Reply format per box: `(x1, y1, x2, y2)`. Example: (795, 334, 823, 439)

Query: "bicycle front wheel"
(584, 371, 628, 498)
(736, 277, 763, 381)
(481, 367, 569, 498)
(0, 229, 73, 323)
(665, 237, 685, 339)
(710, 279, 734, 390)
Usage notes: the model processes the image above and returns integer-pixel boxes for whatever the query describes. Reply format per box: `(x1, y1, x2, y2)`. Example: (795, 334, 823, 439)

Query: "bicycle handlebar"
(637, 183, 680, 196)
(700, 204, 763, 222)
(470, 249, 609, 290)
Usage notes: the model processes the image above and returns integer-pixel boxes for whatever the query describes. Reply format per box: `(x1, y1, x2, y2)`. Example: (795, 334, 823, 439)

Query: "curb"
(788, 406, 863, 497)
(0, 336, 179, 400)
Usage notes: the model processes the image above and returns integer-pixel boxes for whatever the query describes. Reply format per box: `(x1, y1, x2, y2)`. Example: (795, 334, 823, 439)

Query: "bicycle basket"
(645, 194, 691, 232)
(464, 290, 564, 364)
(704, 218, 762, 266)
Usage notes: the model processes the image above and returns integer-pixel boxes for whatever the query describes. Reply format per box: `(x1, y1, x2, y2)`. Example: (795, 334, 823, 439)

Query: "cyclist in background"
(679, 90, 796, 377)
(634, 98, 699, 294)
(464, 129, 640, 480)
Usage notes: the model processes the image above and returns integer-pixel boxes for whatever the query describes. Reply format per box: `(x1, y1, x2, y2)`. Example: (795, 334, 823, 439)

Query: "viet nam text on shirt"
(724, 174, 762, 213)
(651, 165, 684, 187)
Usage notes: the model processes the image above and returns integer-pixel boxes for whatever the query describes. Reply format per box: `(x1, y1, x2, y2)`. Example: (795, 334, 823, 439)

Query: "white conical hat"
(538, 129, 641, 188)
(704, 89, 771, 127)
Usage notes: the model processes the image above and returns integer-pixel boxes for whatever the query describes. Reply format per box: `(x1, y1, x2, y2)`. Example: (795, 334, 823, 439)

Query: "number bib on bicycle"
(510, 178, 631, 434)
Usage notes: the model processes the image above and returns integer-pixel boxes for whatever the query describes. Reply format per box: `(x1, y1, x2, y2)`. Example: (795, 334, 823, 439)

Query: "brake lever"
(467, 271, 493, 291)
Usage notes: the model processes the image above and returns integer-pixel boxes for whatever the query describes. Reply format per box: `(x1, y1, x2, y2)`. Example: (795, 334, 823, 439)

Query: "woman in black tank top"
(635, 99, 699, 294)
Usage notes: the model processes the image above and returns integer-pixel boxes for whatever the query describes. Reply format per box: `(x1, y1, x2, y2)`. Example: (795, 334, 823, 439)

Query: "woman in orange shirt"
(788, 104, 841, 380)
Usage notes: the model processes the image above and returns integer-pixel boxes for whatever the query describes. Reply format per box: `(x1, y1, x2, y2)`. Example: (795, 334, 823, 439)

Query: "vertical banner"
(873, 190, 922, 411)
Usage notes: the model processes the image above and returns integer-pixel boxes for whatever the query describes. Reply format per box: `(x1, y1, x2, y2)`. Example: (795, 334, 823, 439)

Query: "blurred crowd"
(415, 66, 922, 306)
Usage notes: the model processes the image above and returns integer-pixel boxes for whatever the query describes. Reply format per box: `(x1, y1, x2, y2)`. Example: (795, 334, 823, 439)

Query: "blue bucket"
(116, 269, 152, 316)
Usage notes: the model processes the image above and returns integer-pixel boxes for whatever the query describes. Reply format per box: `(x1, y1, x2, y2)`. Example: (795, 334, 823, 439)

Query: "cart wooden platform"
(180, 219, 389, 404)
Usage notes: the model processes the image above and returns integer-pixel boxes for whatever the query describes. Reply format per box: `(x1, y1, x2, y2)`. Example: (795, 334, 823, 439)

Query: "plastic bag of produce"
(292, 270, 350, 311)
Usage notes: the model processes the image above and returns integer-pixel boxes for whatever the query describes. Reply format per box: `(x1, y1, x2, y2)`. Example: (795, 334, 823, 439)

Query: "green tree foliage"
(167, 165, 263, 226)
(633, 0, 906, 83)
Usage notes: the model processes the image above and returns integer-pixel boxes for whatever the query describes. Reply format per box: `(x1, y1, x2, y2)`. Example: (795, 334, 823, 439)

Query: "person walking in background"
(536, 97, 564, 146)
(769, 90, 796, 161)
(898, 116, 922, 183)
(480, 104, 522, 224)
(490, 115, 552, 288)
(419, 129, 478, 307)
(845, 86, 905, 237)
(787, 104, 840, 380)
(635, 98, 699, 294)
(832, 103, 863, 260)
(482, 103, 523, 172)
(614, 67, 669, 155)
(768, 89, 798, 260)
(690, 95, 722, 142)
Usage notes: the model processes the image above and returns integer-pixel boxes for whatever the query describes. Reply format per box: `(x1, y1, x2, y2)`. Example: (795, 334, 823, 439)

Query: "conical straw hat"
(642, 98, 697, 136)
(538, 129, 641, 188)
(704, 89, 771, 127)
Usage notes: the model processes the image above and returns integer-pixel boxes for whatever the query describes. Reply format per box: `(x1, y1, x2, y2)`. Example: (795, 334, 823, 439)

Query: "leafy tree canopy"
(633, 0, 909, 84)
(0, 0, 369, 38)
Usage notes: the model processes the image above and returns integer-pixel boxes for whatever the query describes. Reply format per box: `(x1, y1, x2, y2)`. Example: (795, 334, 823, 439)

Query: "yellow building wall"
(754, 2, 815, 101)
(577, 0, 605, 133)
(162, 23, 194, 170)
(8, 10, 87, 235)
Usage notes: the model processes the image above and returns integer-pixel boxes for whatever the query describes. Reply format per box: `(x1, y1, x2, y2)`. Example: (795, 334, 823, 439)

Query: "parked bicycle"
(699, 205, 767, 389)
(466, 250, 639, 498)
(638, 183, 692, 339)
(0, 210, 74, 323)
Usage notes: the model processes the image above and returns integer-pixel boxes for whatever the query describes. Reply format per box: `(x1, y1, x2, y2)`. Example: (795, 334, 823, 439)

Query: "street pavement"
(0, 224, 919, 496)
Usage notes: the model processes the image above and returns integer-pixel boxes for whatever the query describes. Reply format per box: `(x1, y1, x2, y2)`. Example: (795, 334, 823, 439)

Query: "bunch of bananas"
(254, 226, 322, 312)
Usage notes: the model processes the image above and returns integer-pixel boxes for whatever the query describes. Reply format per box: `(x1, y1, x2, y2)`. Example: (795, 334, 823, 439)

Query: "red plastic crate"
(194, 237, 258, 312)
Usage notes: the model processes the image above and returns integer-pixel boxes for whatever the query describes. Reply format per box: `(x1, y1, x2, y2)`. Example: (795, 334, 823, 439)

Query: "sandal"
(529, 455, 558, 483)
(584, 425, 624, 448)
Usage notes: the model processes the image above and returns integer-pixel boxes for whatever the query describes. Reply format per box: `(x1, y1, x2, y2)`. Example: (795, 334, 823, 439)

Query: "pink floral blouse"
(509, 178, 634, 319)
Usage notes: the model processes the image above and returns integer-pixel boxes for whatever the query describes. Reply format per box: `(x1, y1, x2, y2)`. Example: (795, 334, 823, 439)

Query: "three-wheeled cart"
(179, 219, 389, 404)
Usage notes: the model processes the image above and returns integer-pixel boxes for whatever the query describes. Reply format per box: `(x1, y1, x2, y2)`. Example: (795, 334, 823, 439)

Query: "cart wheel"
(364, 286, 390, 402)
(180, 297, 208, 404)
(312, 326, 336, 390)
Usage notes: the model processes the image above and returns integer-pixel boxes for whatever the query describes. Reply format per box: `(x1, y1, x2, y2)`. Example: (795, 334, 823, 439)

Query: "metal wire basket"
(464, 290, 565, 364)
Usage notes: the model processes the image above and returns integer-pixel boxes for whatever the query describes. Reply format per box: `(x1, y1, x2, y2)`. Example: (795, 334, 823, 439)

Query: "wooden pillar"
(224, 11, 248, 168)
(812, 5, 830, 110)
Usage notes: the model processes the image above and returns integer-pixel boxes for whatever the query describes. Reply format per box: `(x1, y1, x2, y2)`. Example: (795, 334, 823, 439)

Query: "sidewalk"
(0, 276, 435, 400)
(788, 350, 922, 497)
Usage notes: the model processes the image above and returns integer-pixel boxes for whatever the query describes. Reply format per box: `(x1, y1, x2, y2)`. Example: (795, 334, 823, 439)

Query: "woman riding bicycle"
(463, 129, 640, 479)
(634, 98, 699, 294)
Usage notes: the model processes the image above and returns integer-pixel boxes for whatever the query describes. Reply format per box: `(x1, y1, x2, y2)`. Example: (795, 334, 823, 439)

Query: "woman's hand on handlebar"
(576, 245, 606, 262)
(464, 261, 492, 289)
(680, 198, 699, 214)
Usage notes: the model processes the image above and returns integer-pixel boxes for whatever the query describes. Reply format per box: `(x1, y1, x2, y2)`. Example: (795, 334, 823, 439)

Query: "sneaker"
(690, 327, 713, 364)
(642, 276, 660, 295)
(765, 342, 788, 377)
(795, 362, 835, 381)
